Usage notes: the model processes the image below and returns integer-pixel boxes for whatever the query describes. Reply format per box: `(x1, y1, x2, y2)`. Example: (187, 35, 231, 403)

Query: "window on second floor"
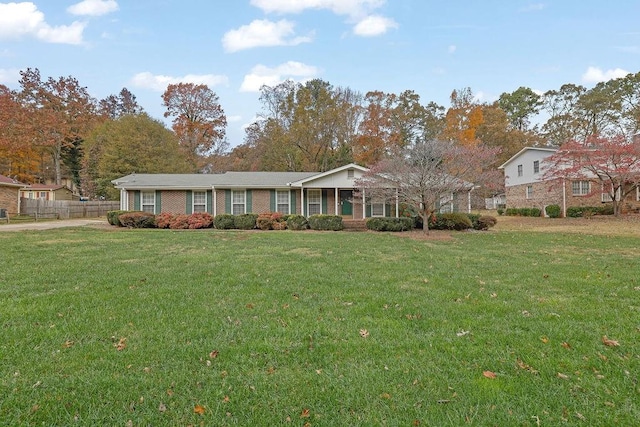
(533, 160, 540, 174)
(517, 164, 523, 177)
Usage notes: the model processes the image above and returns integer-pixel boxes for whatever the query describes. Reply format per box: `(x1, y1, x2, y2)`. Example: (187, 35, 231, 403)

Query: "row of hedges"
(566, 205, 614, 217)
(107, 211, 345, 231)
(504, 207, 542, 217)
(369, 213, 497, 232)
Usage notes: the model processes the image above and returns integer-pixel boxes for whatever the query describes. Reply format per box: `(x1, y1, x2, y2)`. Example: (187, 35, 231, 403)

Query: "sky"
(1, 0, 639, 148)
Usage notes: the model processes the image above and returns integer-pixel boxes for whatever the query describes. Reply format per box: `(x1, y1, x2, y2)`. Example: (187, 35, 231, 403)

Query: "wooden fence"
(20, 198, 120, 219)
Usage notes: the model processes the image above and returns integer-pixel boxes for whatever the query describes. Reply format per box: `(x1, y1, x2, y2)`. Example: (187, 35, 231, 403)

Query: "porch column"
(213, 186, 217, 216)
(395, 188, 399, 217)
(120, 189, 128, 210)
(362, 188, 366, 219)
(301, 186, 305, 216)
(335, 188, 339, 216)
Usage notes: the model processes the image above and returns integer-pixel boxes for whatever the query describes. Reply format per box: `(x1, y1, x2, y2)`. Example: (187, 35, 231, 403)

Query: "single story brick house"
(112, 163, 474, 218)
(0, 174, 28, 217)
(499, 147, 640, 215)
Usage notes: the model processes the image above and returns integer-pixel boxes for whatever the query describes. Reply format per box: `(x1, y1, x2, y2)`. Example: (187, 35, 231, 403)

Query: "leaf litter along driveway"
(0, 218, 106, 232)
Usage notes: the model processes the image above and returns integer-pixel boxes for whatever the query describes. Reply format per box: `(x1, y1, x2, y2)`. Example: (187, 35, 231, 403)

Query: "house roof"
(0, 174, 27, 188)
(288, 163, 368, 186)
(25, 183, 67, 191)
(498, 146, 557, 169)
(112, 171, 319, 190)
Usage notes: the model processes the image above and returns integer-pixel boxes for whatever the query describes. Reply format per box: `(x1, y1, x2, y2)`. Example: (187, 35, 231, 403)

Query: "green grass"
(1, 228, 638, 426)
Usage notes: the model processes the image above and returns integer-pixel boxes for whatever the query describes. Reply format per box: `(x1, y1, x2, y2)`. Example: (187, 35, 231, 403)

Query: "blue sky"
(1, 0, 639, 148)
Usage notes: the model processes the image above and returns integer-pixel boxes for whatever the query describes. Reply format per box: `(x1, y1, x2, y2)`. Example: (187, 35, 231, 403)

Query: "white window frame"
(601, 184, 621, 202)
(533, 160, 540, 174)
(193, 191, 207, 213)
(307, 189, 322, 216)
(347, 169, 355, 179)
(141, 191, 155, 213)
(517, 164, 523, 177)
(276, 190, 290, 214)
(232, 190, 246, 215)
(371, 200, 385, 217)
(572, 180, 590, 196)
(526, 185, 533, 199)
(637, 186, 640, 202)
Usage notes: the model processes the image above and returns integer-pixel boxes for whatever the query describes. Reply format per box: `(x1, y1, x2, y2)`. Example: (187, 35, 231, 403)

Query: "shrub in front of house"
(256, 213, 274, 230)
(155, 212, 175, 229)
(566, 205, 614, 218)
(475, 215, 498, 230)
(187, 212, 213, 229)
(286, 214, 309, 230)
(234, 213, 258, 230)
(308, 214, 344, 231)
(366, 217, 414, 232)
(428, 213, 473, 230)
(118, 211, 156, 228)
(107, 210, 129, 226)
(505, 207, 542, 217)
(214, 214, 235, 229)
(545, 204, 562, 218)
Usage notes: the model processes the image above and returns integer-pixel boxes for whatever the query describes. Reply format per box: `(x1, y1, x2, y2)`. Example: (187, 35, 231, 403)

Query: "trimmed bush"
(107, 210, 129, 226)
(428, 213, 472, 230)
(118, 211, 156, 228)
(155, 212, 175, 229)
(256, 213, 274, 230)
(497, 208, 504, 216)
(308, 214, 344, 231)
(169, 214, 190, 229)
(505, 207, 542, 217)
(214, 214, 235, 229)
(545, 204, 561, 218)
(187, 212, 213, 229)
(366, 217, 414, 232)
(234, 213, 258, 230)
(286, 214, 309, 230)
(566, 205, 614, 218)
(476, 215, 498, 230)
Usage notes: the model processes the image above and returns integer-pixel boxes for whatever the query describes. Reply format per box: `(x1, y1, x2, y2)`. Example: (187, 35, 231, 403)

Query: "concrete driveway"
(0, 218, 106, 232)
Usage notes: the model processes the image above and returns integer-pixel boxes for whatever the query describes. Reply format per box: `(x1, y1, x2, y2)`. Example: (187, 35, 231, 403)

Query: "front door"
(340, 190, 353, 216)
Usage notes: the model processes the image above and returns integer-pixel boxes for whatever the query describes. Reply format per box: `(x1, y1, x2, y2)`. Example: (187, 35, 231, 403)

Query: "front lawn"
(1, 227, 638, 425)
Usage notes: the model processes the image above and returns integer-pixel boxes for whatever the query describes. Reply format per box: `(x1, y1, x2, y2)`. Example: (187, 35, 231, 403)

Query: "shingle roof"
(112, 172, 319, 189)
(0, 174, 27, 187)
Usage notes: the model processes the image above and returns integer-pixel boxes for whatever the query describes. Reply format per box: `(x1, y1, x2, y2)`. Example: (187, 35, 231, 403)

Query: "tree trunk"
(421, 208, 430, 234)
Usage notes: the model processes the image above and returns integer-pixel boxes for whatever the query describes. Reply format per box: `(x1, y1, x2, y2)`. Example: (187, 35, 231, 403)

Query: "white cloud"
(227, 115, 242, 123)
(0, 68, 21, 84)
(131, 72, 229, 92)
(240, 61, 319, 92)
(251, 0, 385, 17)
(353, 15, 397, 37)
(67, 0, 119, 16)
(582, 66, 630, 84)
(448, 45, 457, 54)
(250, 0, 395, 38)
(223, 19, 312, 52)
(0, 2, 85, 44)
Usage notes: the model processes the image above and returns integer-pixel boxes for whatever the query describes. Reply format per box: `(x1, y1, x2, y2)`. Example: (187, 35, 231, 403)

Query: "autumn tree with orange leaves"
(162, 83, 227, 171)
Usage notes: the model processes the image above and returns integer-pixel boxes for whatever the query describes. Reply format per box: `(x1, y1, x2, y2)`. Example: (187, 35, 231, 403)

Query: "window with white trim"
(637, 186, 640, 201)
(141, 191, 155, 213)
(276, 190, 290, 214)
(38, 191, 47, 199)
(232, 190, 245, 215)
(371, 201, 385, 217)
(347, 169, 354, 179)
(533, 160, 540, 174)
(517, 164, 523, 177)
(307, 189, 321, 215)
(193, 191, 206, 212)
(526, 185, 533, 199)
(572, 180, 590, 196)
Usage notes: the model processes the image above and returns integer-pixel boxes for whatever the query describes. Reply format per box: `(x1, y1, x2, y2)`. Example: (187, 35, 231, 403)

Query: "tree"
(162, 83, 227, 171)
(498, 87, 542, 132)
(441, 87, 484, 146)
(17, 68, 98, 185)
(85, 114, 191, 199)
(99, 88, 143, 119)
(355, 140, 501, 233)
(542, 135, 640, 216)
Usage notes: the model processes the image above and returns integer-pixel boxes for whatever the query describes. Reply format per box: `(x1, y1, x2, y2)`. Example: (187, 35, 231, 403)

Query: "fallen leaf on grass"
(194, 404, 206, 415)
(557, 372, 569, 380)
(300, 408, 310, 418)
(561, 342, 571, 349)
(380, 392, 391, 399)
(114, 338, 127, 351)
(456, 330, 470, 337)
(517, 359, 539, 374)
(602, 336, 619, 347)
(223, 396, 230, 403)
(540, 336, 549, 344)
(158, 403, 166, 413)
(62, 340, 74, 348)
(359, 329, 369, 338)
(483, 371, 497, 379)
(209, 350, 219, 359)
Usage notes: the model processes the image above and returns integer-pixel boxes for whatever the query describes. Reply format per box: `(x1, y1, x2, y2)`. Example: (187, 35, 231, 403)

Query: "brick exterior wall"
(0, 186, 20, 214)
(160, 190, 186, 214)
(251, 190, 271, 214)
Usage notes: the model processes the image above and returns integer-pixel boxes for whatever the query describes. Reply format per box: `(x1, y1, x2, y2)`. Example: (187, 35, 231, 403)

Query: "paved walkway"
(0, 218, 106, 232)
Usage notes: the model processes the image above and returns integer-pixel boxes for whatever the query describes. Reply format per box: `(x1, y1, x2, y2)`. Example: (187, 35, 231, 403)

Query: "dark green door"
(340, 190, 353, 215)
